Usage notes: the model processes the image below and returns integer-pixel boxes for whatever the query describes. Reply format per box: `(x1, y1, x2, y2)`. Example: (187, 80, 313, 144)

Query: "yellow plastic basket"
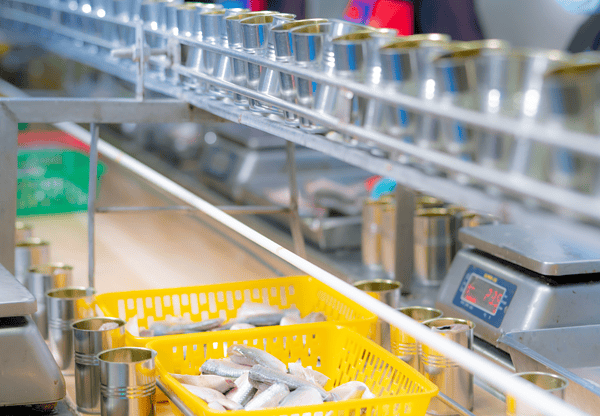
(95, 276, 377, 347)
(148, 323, 438, 416)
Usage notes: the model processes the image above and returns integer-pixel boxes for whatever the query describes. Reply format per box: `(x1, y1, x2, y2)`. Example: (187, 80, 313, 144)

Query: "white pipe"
(54, 121, 589, 416)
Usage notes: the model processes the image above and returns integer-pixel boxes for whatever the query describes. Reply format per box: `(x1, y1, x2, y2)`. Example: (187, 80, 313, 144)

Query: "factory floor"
(23, 147, 504, 416)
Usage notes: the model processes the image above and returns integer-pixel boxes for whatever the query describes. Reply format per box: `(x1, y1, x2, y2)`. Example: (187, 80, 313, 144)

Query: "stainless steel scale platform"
(436, 224, 600, 414)
(198, 125, 371, 250)
(0, 262, 65, 408)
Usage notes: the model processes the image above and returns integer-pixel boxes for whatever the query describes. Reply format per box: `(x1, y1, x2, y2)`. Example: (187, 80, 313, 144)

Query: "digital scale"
(436, 224, 600, 354)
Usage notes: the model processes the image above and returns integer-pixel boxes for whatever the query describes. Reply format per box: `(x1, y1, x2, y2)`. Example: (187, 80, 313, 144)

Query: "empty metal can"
(25, 263, 73, 339)
(98, 347, 157, 416)
(73, 317, 126, 414)
(390, 306, 443, 370)
(46, 287, 96, 370)
(353, 279, 401, 351)
(414, 208, 453, 286)
(421, 317, 475, 415)
(506, 372, 568, 416)
(361, 198, 389, 271)
(15, 238, 50, 284)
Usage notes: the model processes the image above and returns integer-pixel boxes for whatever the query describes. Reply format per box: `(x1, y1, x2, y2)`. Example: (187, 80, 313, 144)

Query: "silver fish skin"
(301, 312, 327, 323)
(325, 381, 367, 401)
(287, 362, 329, 387)
(280, 315, 301, 326)
(170, 374, 235, 393)
(278, 386, 323, 407)
(180, 384, 228, 403)
(230, 323, 256, 330)
(228, 345, 287, 373)
(226, 372, 257, 406)
(151, 317, 225, 336)
(244, 383, 290, 411)
(200, 359, 251, 379)
(249, 365, 328, 398)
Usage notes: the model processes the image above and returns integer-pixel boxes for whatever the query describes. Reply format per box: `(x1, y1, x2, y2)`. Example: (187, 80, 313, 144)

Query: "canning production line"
(1, 1, 600, 416)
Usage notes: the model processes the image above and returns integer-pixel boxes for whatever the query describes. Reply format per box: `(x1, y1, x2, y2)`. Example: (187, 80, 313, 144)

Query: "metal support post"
(394, 185, 415, 295)
(286, 141, 306, 258)
(135, 20, 144, 100)
(87, 123, 99, 289)
(0, 106, 18, 274)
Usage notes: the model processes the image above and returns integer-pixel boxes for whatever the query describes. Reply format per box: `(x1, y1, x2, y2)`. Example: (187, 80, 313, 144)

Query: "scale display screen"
(461, 274, 506, 315)
(452, 265, 517, 328)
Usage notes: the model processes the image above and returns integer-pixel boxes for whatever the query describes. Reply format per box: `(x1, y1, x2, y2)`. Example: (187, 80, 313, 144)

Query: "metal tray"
(499, 325, 600, 415)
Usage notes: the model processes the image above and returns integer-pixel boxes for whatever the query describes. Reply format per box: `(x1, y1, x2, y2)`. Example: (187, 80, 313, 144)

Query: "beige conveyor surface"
(23, 155, 504, 415)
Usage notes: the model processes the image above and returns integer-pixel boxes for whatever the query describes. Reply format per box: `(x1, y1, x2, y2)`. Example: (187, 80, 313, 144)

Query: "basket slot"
(136, 298, 145, 319)
(190, 293, 199, 315)
(226, 291, 234, 310)
(172, 294, 182, 316)
(181, 293, 189, 306)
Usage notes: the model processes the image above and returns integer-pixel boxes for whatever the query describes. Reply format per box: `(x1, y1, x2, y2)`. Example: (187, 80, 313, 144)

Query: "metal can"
(421, 317, 475, 415)
(506, 372, 568, 416)
(353, 279, 402, 351)
(15, 221, 33, 243)
(98, 347, 157, 416)
(390, 306, 443, 370)
(380, 202, 396, 278)
(73, 317, 126, 414)
(361, 198, 390, 271)
(46, 287, 96, 370)
(15, 238, 50, 284)
(414, 208, 453, 286)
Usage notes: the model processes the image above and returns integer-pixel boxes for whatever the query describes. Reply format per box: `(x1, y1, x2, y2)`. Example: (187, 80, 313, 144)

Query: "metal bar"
(135, 20, 144, 100)
(394, 186, 415, 295)
(0, 98, 226, 123)
(56, 122, 589, 416)
(0, 104, 18, 274)
(434, 392, 478, 416)
(157, 380, 196, 416)
(286, 142, 306, 258)
(95, 205, 288, 215)
(87, 123, 99, 290)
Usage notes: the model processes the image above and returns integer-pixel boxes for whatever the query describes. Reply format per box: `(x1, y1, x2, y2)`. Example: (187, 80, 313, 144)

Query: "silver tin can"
(73, 317, 126, 414)
(46, 287, 96, 370)
(390, 306, 443, 370)
(353, 279, 401, 351)
(414, 208, 453, 286)
(421, 317, 475, 415)
(98, 347, 157, 416)
(506, 372, 568, 416)
(15, 238, 50, 284)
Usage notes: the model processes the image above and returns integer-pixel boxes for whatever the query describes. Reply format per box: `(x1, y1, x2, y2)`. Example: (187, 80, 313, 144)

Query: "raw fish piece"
(98, 322, 119, 331)
(180, 384, 227, 403)
(139, 329, 154, 337)
(244, 383, 289, 410)
(226, 372, 257, 406)
(280, 315, 301, 326)
(201, 359, 251, 379)
(208, 401, 226, 411)
(228, 345, 287, 373)
(287, 362, 329, 387)
(125, 317, 139, 337)
(151, 317, 225, 336)
(278, 386, 323, 407)
(249, 365, 328, 398)
(230, 323, 255, 330)
(170, 374, 235, 393)
(325, 381, 368, 401)
(237, 302, 280, 319)
(301, 312, 327, 323)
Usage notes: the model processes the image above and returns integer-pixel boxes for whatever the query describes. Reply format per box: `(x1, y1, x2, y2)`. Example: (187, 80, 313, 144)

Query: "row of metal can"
(361, 194, 495, 285)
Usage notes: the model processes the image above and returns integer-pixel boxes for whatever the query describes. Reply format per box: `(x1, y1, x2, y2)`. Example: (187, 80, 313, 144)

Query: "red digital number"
(489, 291, 503, 314)
(483, 288, 493, 301)
(464, 284, 477, 304)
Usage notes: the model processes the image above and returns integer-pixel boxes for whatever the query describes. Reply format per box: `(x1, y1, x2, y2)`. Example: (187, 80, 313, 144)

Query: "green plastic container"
(17, 149, 106, 216)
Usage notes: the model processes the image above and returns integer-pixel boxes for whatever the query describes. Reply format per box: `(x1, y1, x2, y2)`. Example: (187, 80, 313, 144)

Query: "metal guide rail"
(0, 2, 595, 415)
